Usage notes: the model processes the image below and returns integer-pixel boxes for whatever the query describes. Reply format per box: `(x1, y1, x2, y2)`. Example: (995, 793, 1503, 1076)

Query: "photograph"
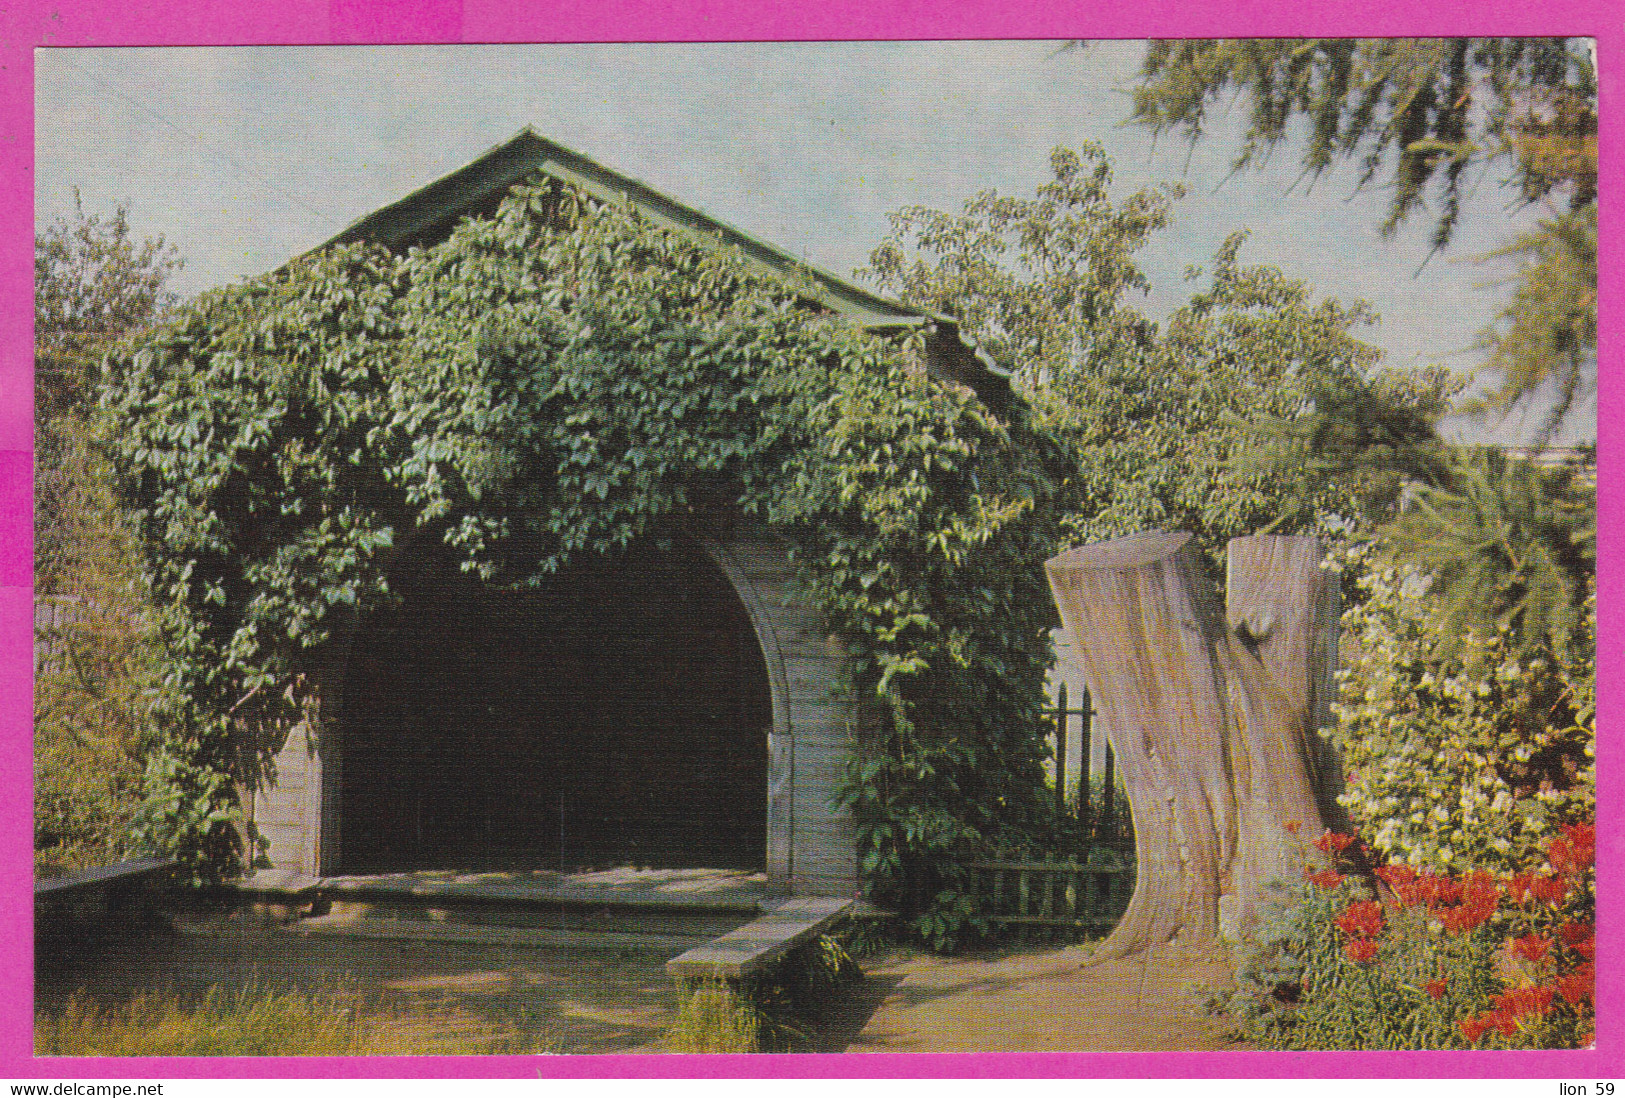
(22, 28, 1607, 1078)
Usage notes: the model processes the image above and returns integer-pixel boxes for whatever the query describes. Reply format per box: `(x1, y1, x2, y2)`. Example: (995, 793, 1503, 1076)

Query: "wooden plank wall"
(707, 539, 858, 897)
(254, 532, 858, 898)
(250, 720, 321, 878)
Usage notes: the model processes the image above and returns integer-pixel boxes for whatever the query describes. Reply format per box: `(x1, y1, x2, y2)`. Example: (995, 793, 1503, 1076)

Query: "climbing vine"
(103, 177, 1069, 940)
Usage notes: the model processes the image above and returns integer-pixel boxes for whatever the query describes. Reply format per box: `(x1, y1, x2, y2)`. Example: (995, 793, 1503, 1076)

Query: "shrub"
(1328, 544, 1594, 873)
(34, 424, 162, 875)
(35, 201, 179, 875)
(1222, 824, 1594, 1049)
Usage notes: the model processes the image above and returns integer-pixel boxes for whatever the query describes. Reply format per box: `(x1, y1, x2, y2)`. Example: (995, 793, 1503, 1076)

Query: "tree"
(1128, 38, 1597, 440)
(35, 196, 183, 418)
(34, 199, 181, 873)
(36, 197, 182, 582)
(865, 146, 1447, 955)
(862, 143, 1449, 557)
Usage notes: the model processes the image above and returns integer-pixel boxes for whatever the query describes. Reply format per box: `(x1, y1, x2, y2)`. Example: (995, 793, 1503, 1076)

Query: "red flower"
(1558, 921, 1596, 961)
(1559, 920, 1594, 947)
(1426, 979, 1449, 1000)
(1461, 1010, 1519, 1041)
(1461, 870, 1499, 907)
(1417, 872, 1463, 908)
(1556, 964, 1595, 1007)
(1494, 985, 1555, 1018)
(1530, 874, 1568, 905)
(1511, 934, 1552, 963)
(1334, 900, 1385, 939)
(1550, 823, 1596, 876)
(1378, 864, 1430, 903)
(1504, 872, 1534, 904)
(1548, 838, 1581, 877)
(1306, 869, 1345, 890)
(1344, 937, 1378, 964)
(1374, 864, 1424, 905)
(1283, 820, 1302, 835)
(1438, 899, 1496, 935)
(1374, 863, 1418, 887)
(1313, 830, 1356, 855)
(1563, 821, 1596, 853)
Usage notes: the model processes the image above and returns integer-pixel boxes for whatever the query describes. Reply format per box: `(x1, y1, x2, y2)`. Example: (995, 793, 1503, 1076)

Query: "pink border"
(4, 0, 1618, 1080)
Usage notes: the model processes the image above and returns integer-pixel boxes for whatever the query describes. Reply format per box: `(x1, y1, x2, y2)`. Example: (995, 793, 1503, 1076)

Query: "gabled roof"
(326, 128, 927, 333)
(321, 129, 1011, 406)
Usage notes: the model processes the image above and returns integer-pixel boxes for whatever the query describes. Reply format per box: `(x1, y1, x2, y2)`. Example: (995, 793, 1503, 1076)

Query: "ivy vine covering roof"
(322, 128, 1009, 403)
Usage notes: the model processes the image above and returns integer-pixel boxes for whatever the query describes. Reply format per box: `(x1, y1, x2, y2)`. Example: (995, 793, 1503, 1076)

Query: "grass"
(661, 979, 763, 1053)
(660, 934, 866, 1053)
(36, 982, 559, 1057)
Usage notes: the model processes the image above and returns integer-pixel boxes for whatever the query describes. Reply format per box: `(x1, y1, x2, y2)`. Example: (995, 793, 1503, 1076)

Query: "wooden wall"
(248, 531, 858, 897)
(707, 539, 859, 897)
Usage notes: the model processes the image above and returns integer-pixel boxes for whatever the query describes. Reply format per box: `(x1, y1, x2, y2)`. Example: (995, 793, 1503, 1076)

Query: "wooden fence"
(966, 851, 1132, 933)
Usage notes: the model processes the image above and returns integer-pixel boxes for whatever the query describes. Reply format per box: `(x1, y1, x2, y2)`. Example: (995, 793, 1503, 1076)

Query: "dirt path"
(833, 943, 1244, 1053)
(40, 915, 1243, 1055)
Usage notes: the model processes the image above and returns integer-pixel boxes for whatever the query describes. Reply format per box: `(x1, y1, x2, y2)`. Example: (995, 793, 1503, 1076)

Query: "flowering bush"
(1221, 825, 1594, 1049)
(1328, 547, 1594, 873)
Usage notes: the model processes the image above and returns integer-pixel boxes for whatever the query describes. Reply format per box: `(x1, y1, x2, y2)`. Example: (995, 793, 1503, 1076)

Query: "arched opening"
(335, 537, 772, 875)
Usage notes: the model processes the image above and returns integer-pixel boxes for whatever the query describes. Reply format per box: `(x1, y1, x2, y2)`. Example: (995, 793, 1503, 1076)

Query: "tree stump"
(1226, 534, 1347, 830)
(1045, 530, 1328, 959)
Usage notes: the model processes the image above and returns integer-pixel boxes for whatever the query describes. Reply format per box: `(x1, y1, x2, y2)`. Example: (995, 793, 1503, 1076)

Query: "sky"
(33, 41, 1594, 445)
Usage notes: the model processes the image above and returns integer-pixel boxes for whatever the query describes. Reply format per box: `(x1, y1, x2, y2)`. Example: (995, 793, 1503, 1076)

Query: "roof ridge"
(322, 127, 940, 332)
(312, 128, 1011, 407)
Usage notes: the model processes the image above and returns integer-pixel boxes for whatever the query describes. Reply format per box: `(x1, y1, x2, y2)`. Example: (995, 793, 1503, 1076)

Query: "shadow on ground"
(36, 914, 681, 1054)
(37, 913, 1235, 1055)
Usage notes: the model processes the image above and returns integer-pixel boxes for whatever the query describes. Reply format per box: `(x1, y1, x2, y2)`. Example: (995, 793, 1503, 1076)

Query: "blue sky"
(34, 41, 1592, 444)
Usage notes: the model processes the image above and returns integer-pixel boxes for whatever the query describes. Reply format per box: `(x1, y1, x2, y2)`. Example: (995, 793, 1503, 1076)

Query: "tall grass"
(662, 980, 762, 1053)
(661, 935, 864, 1053)
(36, 983, 555, 1057)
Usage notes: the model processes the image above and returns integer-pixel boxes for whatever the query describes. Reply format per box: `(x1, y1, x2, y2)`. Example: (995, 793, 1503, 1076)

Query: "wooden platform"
(665, 896, 852, 979)
(287, 914, 709, 954)
(229, 867, 853, 976)
(233, 866, 770, 914)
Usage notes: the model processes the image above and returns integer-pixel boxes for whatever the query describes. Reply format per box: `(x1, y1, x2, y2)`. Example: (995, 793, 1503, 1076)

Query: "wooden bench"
(35, 857, 178, 948)
(665, 896, 853, 980)
(35, 856, 176, 900)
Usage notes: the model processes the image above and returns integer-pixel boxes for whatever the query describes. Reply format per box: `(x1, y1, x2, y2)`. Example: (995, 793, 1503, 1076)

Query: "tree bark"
(1045, 531, 1327, 960)
(1226, 534, 1347, 831)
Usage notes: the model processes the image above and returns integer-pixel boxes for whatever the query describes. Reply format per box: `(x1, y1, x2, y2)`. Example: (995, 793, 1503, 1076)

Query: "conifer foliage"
(1130, 38, 1597, 439)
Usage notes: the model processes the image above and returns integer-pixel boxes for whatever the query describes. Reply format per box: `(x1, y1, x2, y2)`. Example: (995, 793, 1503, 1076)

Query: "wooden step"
(287, 913, 708, 954)
(665, 896, 852, 979)
(318, 898, 749, 939)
